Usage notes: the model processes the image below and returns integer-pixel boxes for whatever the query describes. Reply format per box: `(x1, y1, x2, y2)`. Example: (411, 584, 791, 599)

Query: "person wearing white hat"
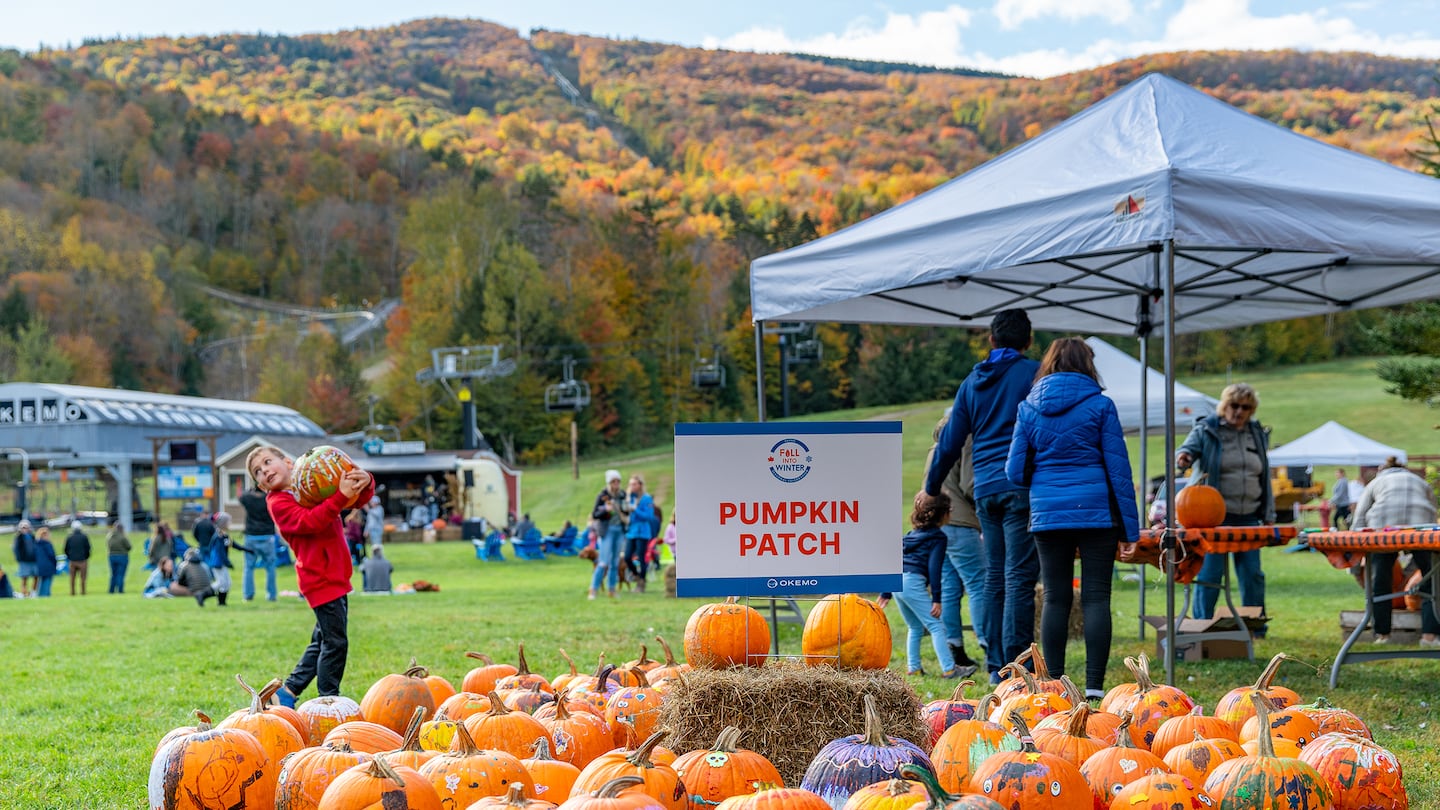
(588, 469, 630, 599)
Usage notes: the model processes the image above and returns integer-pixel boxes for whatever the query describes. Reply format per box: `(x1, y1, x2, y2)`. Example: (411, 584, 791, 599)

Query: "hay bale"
(656, 661, 924, 787)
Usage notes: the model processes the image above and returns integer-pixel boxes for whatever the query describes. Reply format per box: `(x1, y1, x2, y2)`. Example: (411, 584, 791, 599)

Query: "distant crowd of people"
(582, 469, 676, 599)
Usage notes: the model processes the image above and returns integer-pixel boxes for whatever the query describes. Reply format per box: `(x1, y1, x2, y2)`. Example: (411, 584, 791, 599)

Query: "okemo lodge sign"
(0, 399, 88, 425)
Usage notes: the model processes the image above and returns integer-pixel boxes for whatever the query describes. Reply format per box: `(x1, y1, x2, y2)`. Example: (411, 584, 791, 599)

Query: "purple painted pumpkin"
(800, 695, 934, 810)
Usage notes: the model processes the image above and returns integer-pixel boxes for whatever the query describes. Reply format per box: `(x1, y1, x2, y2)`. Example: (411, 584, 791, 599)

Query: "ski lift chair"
(691, 361, 726, 389)
(544, 379, 592, 413)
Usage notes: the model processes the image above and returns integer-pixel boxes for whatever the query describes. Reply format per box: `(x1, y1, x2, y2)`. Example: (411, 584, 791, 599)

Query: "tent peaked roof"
(750, 73, 1440, 334)
(1268, 420, 1406, 467)
(1085, 337, 1215, 433)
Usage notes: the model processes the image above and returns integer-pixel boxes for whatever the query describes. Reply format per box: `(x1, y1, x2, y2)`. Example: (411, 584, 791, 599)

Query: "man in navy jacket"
(922, 308, 1039, 683)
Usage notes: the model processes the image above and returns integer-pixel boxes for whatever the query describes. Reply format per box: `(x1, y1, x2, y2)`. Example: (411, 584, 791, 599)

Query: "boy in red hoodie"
(247, 446, 373, 706)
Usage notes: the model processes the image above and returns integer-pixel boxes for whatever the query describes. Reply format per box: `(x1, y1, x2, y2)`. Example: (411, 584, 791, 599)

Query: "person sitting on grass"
(176, 547, 215, 605)
(360, 545, 393, 593)
(143, 557, 177, 598)
(876, 493, 972, 679)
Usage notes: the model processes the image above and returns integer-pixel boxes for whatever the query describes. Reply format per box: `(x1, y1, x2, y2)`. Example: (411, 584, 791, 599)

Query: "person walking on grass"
(107, 520, 131, 594)
(877, 493, 969, 679)
(248, 446, 374, 706)
(588, 469, 629, 600)
(624, 475, 655, 592)
(65, 520, 91, 595)
(924, 419, 985, 673)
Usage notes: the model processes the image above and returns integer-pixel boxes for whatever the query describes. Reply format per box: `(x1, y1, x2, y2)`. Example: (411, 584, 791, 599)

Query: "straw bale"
(656, 661, 925, 786)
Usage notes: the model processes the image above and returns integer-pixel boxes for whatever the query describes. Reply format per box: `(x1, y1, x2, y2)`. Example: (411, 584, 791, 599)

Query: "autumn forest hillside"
(0, 19, 1437, 462)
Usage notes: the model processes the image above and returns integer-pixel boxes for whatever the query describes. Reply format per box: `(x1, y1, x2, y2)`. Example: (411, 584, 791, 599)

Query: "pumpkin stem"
(595, 776, 647, 799)
(502, 783, 528, 807)
(1006, 710, 1037, 751)
(558, 648, 578, 678)
(723, 596, 739, 605)
(1112, 712, 1140, 750)
(1027, 643, 1051, 680)
(553, 690, 573, 721)
(898, 763, 956, 810)
(948, 680, 975, 702)
(976, 693, 1001, 720)
(596, 664, 616, 693)
(516, 643, 531, 676)
(485, 691, 512, 716)
(654, 635, 679, 666)
(1064, 702, 1093, 738)
(632, 644, 651, 666)
(192, 709, 213, 731)
(403, 664, 429, 679)
(1059, 675, 1085, 707)
(451, 717, 482, 755)
(1128, 655, 1157, 694)
(712, 726, 742, 752)
(1016, 668, 1041, 695)
(627, 728, 672, 766)
(397, 705, 428, 751)
(530, 736, 556, 761)
(366, 754, 407, 787)
(235, 674, 258, 701)
(631, 668, 651, 689)
(253, 678, 283, 714)
(1251, 690, 1277, 759)
(465, 651, 495, 664)
(882, 780, 913, 797)
(860, 694, 892, 747)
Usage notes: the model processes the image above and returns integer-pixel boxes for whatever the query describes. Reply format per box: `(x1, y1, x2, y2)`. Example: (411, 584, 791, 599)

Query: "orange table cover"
(1119, 526, 1298, 583)
(1305, 529, 1440, 570)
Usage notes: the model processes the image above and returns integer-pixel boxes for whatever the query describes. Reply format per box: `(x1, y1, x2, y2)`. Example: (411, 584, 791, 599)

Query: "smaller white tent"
(1086, 337, 1216, 434)
(1267, 420, 1406, 467)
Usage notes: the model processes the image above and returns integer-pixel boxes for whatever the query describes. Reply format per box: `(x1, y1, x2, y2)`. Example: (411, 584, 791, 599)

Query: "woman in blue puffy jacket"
(1006, 337, 1139, 698)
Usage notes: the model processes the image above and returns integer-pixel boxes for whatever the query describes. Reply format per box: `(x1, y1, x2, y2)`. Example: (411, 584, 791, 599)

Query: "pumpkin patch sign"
(673, 422, 902, 597)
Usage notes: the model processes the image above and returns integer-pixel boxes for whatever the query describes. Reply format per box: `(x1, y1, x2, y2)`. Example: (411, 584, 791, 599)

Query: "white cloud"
(1157, 0, 1440, 56)
(702, 6, 973, 68)
(992, 0, 1135, 31)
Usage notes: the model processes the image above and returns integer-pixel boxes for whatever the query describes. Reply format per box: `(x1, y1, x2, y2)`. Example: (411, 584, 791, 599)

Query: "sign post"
(674, 422, 903, 600)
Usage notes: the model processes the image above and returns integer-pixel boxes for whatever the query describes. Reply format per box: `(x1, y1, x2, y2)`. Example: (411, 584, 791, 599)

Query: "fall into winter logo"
(768, 438, 813, 483)
(1114, 192, 1146, 223)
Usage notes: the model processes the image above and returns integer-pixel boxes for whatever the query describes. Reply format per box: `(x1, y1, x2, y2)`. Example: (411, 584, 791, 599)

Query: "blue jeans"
(941, 525, 988, 653)
(244, 534, 279, 601)
(37, 576, 53, 596)
(976, 489, 1038, 680)
(590, 523, 624, 593)
(895, 572, 956, 673)
(1193, 514, 1265, 622)
(108, 555, 128, 593)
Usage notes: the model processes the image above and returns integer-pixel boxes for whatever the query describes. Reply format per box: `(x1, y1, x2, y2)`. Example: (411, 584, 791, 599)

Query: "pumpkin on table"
(928, 695, 1022, 795)
(296, 695, 364, 747)
(799, 694, 934, 810)
(420, 721, 538, 806)
(685, 597, 771, 668)
(1202, 693, 1331, 810)
(800, 593, 892, 670)
(361, 663, 438, 735)
(148, 719, 278, 810)
(966, 711, 1090, 809)
(672, 726, 785, 810)
(1298, 732, 1407, 810)
(1213, 654, 1301, 734)
(1175, 475, 1225, 528)
(276, 742, 372, 810)
(316, 755, 442, 810)
(570, 729, 687, 810)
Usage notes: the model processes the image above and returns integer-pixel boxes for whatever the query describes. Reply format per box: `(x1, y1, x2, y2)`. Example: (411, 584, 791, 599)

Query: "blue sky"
(5, 0, 1436, 78)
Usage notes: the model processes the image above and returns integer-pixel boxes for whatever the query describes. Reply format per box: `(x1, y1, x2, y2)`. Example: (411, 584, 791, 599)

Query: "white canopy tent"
(1268, 420, 1407, 468)
(1086, 337, 1215, 434)
(748, 73, 1440, 683)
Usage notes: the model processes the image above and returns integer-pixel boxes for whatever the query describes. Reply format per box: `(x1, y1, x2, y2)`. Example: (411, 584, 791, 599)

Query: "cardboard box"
(1143, 606, 1269, 661)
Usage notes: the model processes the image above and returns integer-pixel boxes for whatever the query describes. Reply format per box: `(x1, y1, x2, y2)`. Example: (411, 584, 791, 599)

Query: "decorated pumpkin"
(800, 593, 893, 669)
(1149, 705, 1239, 760)
(967, 712, 1090, 809)
(1298, 732, 1407, 810)
(1162, 732, 1246, 786)
(1112, 655, 1195, 749)
(438, 691, 494, 724)
(419, 709, 462, 752)
(1202, 694, 1331, 809)
(463, 691, 555, 759)
(605, 670, 665, 748)
(316, 755, 442, 810)
(360, 663, 437, 735)
(323, 720, 405, 754)
(381, 707, 442, 771)
(1213, 655, 1301, 734)
(928, 695, 1022, 794)
(1294, 697, 1373, 740)
(1108, 770, 1214, 810)
(148, 722, 278, 810)
(1239, 706, 1321, 750)
(570, 730, 687, 810)
(539, 689, 615, 769)
(799, 694, 934, 810)
(296, 695, 364, 747)
(920, 681, 979, 748)
(838, 780, 926, 810)
(216, 677, 307, 771)
(291, 445, 359, 508)
(1031, 702, 1107, 768)
(526, 737, 584, 803)
(646, 637, 693, 686)
(475, 783, 564, 810)
(1175, 476, 1225, 529)
(684, 598, 771, 668)
(716, 785, 833, 810)
(420, 721, 538, 806)
(275, 742, 371, 810)
(561, 776, 672, 810)
(1077, 713, 1169, 807)
(1033, 677, 1122, 746)
(672, 726, 785, 810)
(897, 764, 1005, 810)
(497, 643, 555, 694)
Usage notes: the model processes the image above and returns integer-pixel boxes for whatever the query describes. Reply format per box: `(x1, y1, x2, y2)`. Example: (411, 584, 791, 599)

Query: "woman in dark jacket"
(1007, 337, 1138, 698)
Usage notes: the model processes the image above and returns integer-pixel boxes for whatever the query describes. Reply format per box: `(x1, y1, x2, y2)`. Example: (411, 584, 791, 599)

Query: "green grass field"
(2, 356, 1438, 807)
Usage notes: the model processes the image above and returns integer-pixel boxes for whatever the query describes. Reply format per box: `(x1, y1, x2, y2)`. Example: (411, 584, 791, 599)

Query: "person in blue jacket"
(922, 308, 1040, 683)
(33, 526, 59, 598)
(1007, 337, 1139, 699)
(624, 474, 656, 592)
(877, 493, 970, 679)
(12, 519, 38, 597)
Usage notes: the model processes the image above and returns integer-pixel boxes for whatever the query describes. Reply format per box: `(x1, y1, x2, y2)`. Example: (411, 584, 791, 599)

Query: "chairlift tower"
(761, 323, 819, 418)
(416, 345, 516, 450)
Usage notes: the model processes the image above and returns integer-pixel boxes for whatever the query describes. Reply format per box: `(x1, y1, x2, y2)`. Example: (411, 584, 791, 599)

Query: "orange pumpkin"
(291, 445, 360, 508)
(148, 722, 278, 810)
(539, 689, 616, 769)
(570, 665, 623, 716)
(623, 644, 663, 673)
(1111, 655, 1195, 749)
(1162, 732, 1246, 786)
(1109, 770, 1213, 810)
(508, 682, 560, 715)
(155, 710, 215, 757)
(839, 780, 925, 810)
(296, 695, 364, 747)
(525, 737, 584, 802)
(920, 680, 980, 748)
(229, 674, 310, 743)
(361, 663, 437, 736)
(497, 643, 556, 694)
(929, 695, 1022, 794)
(672, 727, 785, 810)
(1294, 697, 1373, 740)
(276, 742, 371, 810)
(1240, 705, 1322, 750)
(553, 649, 584, 694)
(1203, 695, 1331, 808)
(605, 670, 665, 748)
(381, 706, 442, 771)
(421, 721, 538, 805)
(800, 593, 893, 670)
(475, 782, 564, 810)
(324, 720, 405, 754)
(1032, 677, 1123, 745)
(560, 775, 672, 810)
(317, 755, 442, 809)
(1241, 736, 1304, 758)
(967, 711, 1090, 808)
(217, 677, 307, 770)
(988, 669, 1071, 730)
(463, 691, 555, 759)
(1214, 654, 1302, 734)
(715, 786, 834, 810)
(1150, 705, 1240, 759)
(419, 666, 457, 709)
(1174, 476, 1226, 529)
(1031, 702, 1107, 768)
(439, 691, 494, 723)
(897, 764, 1004, 810)
(1299, 732, 1407, 810)
(1077, 713, 1169, 805)
(571, 730, 686, 810)
(464, 651, 520, 695)
(684, 598, 770, 669)
(646, 636, 692, 686)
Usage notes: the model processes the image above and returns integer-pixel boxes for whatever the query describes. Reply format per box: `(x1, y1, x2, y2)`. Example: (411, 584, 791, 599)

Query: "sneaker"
(942, 665, 978, 680)
(907, 668, 926, 676)
(275, 686, 297, 708)
(1373, 634, 1391, 644)
(1085, 688, 1106, 702)
(587, 591, 597, 601)
(1419, 636, 1440, 648)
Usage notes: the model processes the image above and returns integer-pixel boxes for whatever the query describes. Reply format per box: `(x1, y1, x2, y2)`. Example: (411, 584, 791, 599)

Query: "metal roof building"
(0, 382, 325, 530)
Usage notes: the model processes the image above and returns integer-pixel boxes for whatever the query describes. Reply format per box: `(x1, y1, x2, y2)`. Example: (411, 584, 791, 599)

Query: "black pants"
(285, 595, 349, 697)
(1034, 528, 1117, 692)
(624, 535, 649, 579)
(1372, 551, 1439, 635)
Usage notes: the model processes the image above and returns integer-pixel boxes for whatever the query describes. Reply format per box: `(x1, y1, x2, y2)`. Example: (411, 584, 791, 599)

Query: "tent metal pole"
(754, 322, 766, 423)
(1163, 240, 1179, 686)
(1138, 333, 1148, 640)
